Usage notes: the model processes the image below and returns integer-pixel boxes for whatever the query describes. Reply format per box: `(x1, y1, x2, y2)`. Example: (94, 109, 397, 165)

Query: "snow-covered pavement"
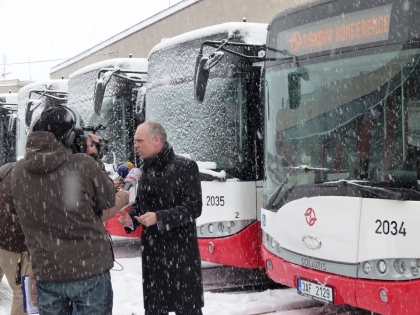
(0, 256, 371, 315)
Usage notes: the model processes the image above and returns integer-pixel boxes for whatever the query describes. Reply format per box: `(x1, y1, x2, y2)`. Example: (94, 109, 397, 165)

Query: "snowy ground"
(0, 256, 371, 315)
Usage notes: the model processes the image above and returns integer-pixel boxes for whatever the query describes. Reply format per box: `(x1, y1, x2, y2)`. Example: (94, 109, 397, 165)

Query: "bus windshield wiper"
(336, 180, 404, 200)
(265, 47, 297, 61)
(265, 166, 329, 210)
(199, 169, 226, 182)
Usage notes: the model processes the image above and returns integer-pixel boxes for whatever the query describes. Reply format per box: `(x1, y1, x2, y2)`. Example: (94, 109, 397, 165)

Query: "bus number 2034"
(206, 196, 225, 206)
(375, 220, 406, 236)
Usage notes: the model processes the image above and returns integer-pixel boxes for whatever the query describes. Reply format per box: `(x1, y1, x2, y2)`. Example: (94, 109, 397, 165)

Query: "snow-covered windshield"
(68, 59, 147, 165)
(264, 47, 420, 195)
(147, 33, 252, 176)
(0, 107, 16, 164)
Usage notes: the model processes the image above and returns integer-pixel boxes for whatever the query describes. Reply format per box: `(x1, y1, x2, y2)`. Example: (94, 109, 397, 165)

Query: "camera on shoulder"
(73, 124, 109, 159)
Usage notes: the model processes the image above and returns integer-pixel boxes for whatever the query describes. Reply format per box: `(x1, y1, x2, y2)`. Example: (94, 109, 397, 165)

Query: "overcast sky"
(0, 0, 183, 81)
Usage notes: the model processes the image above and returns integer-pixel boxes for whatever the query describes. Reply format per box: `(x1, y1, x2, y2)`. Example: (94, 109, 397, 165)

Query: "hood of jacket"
(24, 131, 73, 174)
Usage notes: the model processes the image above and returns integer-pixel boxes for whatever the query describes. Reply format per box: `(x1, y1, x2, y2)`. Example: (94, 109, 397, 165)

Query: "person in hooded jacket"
(12, 106, 116, 315)
(118, 120, 204, 315)
(0, 162, 27, 315)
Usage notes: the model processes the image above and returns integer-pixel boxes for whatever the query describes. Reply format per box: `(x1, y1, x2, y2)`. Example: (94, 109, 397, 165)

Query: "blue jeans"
(145, 309, 203, 315)
(36, 270, 113, 315)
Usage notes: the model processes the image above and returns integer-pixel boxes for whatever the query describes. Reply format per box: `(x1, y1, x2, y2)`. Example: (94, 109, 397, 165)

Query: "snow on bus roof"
(149, 22, 267, 56)
(17, 79, 69, 98)
(69, 58, 148, 78)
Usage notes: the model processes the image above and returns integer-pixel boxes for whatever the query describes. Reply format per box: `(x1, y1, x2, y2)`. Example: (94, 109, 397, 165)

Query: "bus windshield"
(147, 43, 251, 178)
(68, 59, 147, 166)
(87, 95, 134, 165)
(0, 107, 16, 164)
(264, 46, 420, 196)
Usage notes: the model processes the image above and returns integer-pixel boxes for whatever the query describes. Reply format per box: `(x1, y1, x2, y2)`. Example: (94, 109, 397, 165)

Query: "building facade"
(50, 0, 308, 79)
(0, 80, 34, 94)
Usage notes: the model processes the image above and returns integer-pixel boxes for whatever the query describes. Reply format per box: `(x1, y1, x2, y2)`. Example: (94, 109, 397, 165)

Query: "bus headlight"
(199, 225, 205, 235)
(377, 260, 387, 274)
(394, 259, 405, 274)
(411, 267, 418, 276)
(217, 222, 224, 233)
(362, 261, 371, 274)
(265, 233, 270, 244)
(271, 238, 276, 248)
(208, 224, 214, 233)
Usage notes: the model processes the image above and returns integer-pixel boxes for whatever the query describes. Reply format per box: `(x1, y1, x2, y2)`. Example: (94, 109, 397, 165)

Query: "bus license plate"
(297, 278, 333, 304)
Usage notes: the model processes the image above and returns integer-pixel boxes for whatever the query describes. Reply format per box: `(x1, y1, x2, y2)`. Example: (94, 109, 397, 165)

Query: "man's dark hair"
(32, 106, 76, 147)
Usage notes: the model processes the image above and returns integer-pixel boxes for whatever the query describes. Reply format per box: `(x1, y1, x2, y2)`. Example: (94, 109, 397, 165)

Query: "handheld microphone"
(123, 168, 142, 191)
(117, 165, 130, 179)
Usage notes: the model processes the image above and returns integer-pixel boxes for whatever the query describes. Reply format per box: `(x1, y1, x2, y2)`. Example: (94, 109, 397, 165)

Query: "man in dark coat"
(12, 106, 116, 315)
(119, 120, 204, 315)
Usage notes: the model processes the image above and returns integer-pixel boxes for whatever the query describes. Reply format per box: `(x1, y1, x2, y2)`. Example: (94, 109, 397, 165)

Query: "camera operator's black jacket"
(12, 131, 116, 282)
(126, 142, 204, 313)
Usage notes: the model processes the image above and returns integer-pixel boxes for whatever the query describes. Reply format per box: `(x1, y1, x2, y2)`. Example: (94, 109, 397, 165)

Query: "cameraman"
(12, 106, 116, 315)
(84, 133, 130, 222)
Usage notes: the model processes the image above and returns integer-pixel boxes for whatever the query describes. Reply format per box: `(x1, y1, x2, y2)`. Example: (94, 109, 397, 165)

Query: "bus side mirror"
(194, 56, 210, 103)
(93, 79, 105, 116)
(135, 94, 146, 127)
(194, 51, 225, 103)
(93, 70, 115, 116)
(25, 99, 43, 128)
(288, 72, 301, 109)
(8, 116, 16, 134)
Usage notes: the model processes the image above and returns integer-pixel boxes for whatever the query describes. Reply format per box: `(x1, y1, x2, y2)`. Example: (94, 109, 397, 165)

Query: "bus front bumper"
(261, 246, 420, 315)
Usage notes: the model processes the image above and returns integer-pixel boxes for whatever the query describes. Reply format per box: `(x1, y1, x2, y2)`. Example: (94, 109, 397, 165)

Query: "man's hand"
(88, 133, 100, 143)
(134, 212, 157, 227)
(114, 180, 124, 191)
(118, 211, 133, 227)
(85, 134, 99, 156)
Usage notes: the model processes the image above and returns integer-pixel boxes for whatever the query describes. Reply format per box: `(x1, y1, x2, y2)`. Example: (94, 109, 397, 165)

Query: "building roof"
(50, 0, 199, 74)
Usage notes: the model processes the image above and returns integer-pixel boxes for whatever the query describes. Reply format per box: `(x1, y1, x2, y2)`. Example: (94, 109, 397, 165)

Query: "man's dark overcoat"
(127, 143, 204, 313)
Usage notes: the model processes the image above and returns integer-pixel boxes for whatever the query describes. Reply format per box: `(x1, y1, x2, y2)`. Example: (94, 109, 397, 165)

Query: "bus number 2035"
(206, 196, 225, 206)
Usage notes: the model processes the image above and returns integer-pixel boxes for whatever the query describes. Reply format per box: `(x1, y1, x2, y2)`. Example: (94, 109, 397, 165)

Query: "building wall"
(50, 0, 308, 79)
(0, 85, 19, 94)
(0, 80, 34, 93)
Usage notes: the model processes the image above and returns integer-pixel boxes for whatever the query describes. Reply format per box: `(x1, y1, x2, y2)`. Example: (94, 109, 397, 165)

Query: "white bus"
(261, 0, 420, 314)
(147, 22, 267, 269)
(16, 80, 68, 159)
(0, 92, 18, 164)
(69, 57, 147, 237)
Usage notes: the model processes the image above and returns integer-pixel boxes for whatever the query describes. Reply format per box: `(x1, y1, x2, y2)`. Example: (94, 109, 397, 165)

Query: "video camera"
(73, 124, 109, 159)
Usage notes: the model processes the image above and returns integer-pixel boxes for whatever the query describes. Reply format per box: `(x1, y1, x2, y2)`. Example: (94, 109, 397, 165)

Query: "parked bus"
(148, 22, 266, 269)
(261, 0, 420, 314)
(16, 80, 68, 159)
(0, 92, 18, 164)
(69, 57, 147, 237)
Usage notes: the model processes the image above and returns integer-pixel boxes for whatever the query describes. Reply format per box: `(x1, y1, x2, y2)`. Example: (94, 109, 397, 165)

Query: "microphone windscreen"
(124, 162, 134, 170)
(124, 168, 142, 185)
(117, 165, 130, 178)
